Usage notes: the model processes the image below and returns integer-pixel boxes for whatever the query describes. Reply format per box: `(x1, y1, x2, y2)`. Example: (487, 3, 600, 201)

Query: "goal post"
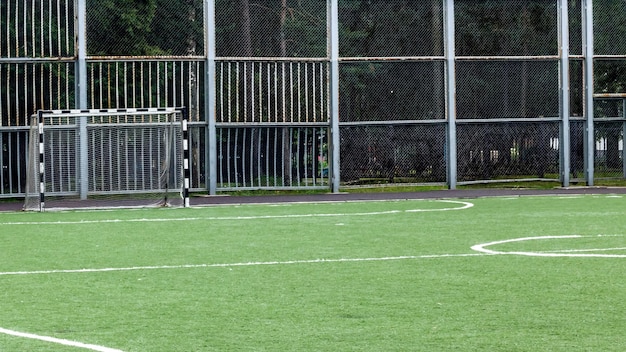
(24, 107, 190, 211)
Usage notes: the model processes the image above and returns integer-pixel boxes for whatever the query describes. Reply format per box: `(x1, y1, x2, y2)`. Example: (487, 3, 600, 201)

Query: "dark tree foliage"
(216, 0, 327, 57)
(86, 0, 203, 56)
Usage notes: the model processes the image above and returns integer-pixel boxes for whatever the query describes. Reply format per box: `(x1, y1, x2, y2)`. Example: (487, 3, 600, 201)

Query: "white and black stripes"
(37, 111, 45, 211)
(38, 108, 177, 118)
(181, 108, 190, 208)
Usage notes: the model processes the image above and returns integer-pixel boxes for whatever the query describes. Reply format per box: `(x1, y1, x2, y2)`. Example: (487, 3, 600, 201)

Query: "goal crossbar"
(37, 107, 180, 118)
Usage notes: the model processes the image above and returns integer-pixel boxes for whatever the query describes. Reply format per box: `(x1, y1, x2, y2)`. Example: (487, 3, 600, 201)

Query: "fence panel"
(339, 124, 447, 184)
(4, 0, 626, 198)
(0, 128, 29, 195)
(216, 126, 329, 190)
(216, 61, 328, 123)
(456, 122, 560, 182)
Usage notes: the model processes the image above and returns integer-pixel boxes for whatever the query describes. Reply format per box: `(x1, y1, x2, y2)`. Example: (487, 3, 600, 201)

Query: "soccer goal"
(24, 108, 190, 211)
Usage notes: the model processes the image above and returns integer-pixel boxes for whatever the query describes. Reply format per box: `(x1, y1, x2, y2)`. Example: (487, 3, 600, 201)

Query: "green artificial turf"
(1, 195, 625, 351)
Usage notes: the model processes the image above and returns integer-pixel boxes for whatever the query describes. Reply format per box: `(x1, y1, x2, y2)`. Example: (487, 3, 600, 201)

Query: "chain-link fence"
(2, 0, 626, 197)
(340, 124, 447, 184)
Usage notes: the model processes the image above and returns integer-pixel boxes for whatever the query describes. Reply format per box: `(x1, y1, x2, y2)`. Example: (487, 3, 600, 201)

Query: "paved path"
(2, 187, 626, 212)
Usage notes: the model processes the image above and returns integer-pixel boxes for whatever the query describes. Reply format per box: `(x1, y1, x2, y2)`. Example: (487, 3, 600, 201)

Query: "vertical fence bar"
(257, 127, 262, 187)
(76, 0, 88, 199)
(258, 62, 263, 122)
(242, 128, 247, 186)
(272, 63, 277, 122)
(251, 62, 256, 122)
(264, 128, 269, 187)
(236, 62, 240, 122)
(298, 62, 302, 123)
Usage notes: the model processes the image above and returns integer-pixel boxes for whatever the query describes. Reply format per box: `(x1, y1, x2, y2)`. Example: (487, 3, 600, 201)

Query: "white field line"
(0, 327, 123, 352)
(471, 235, 626, 258)
(537, 247, 626, 253)
(0, 200, 474, 226)
(0, 253, 487, 277)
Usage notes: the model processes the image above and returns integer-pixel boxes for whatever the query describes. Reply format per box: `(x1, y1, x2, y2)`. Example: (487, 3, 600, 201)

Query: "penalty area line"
(0, 327, 123, 352)
(0, 253, 487, 277)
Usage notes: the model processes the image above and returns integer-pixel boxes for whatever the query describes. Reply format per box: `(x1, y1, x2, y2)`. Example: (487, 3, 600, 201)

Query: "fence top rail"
(87, 56, 205, 62)
(593, 93, 626, 99)
(216, 57, 329, 62)
(35, 108, 184, 118)
(0, 57, 75, 63)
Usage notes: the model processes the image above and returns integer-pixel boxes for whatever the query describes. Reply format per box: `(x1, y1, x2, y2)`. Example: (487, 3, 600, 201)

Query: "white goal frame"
(25, 107, 190, 211)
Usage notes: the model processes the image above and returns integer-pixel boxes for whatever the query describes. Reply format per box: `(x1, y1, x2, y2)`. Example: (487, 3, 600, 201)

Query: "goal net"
(24, 108, 190, 211)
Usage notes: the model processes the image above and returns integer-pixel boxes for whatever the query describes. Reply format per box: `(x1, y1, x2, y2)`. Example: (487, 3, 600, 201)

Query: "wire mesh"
(216, 0, 327, 58)
(217, 126, 329, 189)
(86, 0, 204, 56)
(593, 0, 626, 56)
(340, 124, 447, 184)
(594, 60, 626, 95)
(457, 122, 560, 181)
(456, 60, 560, 119)
(455, 0, 558, 56)
(594, 121, 625, 179)
(568, 0, 582, 56)
(570, 120, 586, 180)
(338, 0, 444, 57)
(570, 59, 584, 118)
(339, 61, 445, 121)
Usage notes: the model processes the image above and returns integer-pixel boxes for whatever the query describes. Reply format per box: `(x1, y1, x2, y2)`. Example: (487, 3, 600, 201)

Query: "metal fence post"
(329, 0, 340, 193)
(558, 0, 571, 187)
(444, 0, 457, 189)
(76, 0, 88, 199)
(205, 0, 217, 195)
(583, 0, 594, 185)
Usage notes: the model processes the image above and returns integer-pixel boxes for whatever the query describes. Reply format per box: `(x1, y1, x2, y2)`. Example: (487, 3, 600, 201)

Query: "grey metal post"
(583, 0, 595, 185)
(444, 0, 457, 189)
(329, 0, 340, 193)
(76, 0, 88, 199)
(205, 0, 217, 195)
(558, 0, 571, 187)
